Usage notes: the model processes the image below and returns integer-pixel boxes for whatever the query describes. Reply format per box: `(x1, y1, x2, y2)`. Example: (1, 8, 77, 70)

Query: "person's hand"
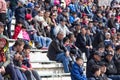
(1, 66, 5, 74)
(66, 51, 70, 57)
(89, 46, 93, 49)
(20, 68, 27, 72)
(86, 46, 89, 49)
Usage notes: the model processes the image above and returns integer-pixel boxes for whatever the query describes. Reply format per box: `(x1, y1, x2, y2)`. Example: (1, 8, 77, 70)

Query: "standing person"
(15, 0, 26, 23)
(47, 31, 70, 73)
(6, 1, 13, 38)
(71, 57, 87, 80)
(0, 0, 7, 36)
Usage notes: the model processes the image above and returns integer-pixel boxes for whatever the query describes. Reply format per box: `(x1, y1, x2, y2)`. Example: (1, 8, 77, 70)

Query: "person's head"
(18, 0, 24, 6)
(38, 10, 44, 16)
(0, 38, 7, 50)
(105, 51, 114, 62)
(93, 51, 102, 61)
(0, 22, 4, 34)
(91, 65, 101, 77)
(50, 12, 57, 19)
(72, 12, 77, 18)
(16, 20, 23, 27)
(76, 57, 83, 66)
(116, 45, 120, 53)
(98, 43, 105, 53)
(68, 33, 76, 43)
(99, 62, 107, 74)
(81, 27, 86, 35)
(75, 23, 81, 31)
(57, 31, 64, 40)
(23, 44, 31, 56)
(44, 10, 50, 18)
(60, 18, 67, 26)
(105, 32, 111, 39)
(88, 21, 93, 28)
(117, 32, 120, 40)
(63, 37, 69, 45)
(14, 39, 25, 52)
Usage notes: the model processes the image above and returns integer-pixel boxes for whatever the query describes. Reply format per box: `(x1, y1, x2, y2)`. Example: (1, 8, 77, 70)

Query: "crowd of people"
(0, 0, 120, 80)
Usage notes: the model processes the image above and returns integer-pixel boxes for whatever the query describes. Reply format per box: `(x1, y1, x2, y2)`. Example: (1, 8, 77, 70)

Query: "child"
(71, 57, 87, 80)
(22, 44, 41, 80)
(104, 32, 113, 47)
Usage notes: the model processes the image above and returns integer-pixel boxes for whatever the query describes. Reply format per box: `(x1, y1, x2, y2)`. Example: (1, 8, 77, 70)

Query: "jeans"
(6, 22, 12, 38)
(0, 73, 3, 80)
(33, 33, 52, 48)
(15, 68, 27, 80)
(32, 70, 41, 80)
(5, 64, 19, 80)
(108, 75, 120, 80)
(56, 53, 70, 73)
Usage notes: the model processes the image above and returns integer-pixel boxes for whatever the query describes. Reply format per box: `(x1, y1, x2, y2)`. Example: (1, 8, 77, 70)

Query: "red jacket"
(12, 25, 22, 39)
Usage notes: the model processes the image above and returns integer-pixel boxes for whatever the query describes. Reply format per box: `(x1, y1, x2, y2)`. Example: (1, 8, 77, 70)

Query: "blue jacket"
(71, 62, 87, 80)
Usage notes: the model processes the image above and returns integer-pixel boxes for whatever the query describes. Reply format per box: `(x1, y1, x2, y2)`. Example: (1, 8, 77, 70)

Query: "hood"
(0, 34, 9, 53)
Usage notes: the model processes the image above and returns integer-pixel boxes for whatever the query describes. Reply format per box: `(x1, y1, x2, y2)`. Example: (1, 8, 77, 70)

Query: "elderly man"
(47, 31, 70, 73)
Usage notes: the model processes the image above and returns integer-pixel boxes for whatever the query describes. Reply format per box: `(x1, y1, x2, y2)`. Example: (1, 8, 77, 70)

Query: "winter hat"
(25, 14, 32, 20)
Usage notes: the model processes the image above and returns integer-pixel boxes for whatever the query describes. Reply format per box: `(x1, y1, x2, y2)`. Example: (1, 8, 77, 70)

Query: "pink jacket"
(0, 0, 7, 13)
(22, 29, 30, 41)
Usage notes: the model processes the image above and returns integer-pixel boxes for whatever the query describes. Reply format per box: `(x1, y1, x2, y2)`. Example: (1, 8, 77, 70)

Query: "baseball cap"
(93, 51, 102, 56)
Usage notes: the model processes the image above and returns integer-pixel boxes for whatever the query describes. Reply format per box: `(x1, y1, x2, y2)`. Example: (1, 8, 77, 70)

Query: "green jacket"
(0, 34, 10, 68)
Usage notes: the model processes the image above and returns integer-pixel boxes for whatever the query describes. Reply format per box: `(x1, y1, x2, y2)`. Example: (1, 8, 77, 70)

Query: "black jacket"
(75, 33, 91, 51)
(114, 53, 120, 74)
(86, 59, 101, 78)
(103, 59, 117, 75)
(47, 38, 67, 60)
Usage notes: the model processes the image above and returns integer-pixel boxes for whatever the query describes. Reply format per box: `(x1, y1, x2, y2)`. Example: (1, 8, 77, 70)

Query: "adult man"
(47, 31, 70, 73)
(75, 27, 92, 59)
(103, 51, 120, 80)
(54, 18, 71, 38)
(86, 51, 102, 78)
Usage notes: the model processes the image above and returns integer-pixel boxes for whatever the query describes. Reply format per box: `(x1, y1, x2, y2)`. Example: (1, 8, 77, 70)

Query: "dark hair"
(24, 44, 31, 49)
(91, 65, 101, 74)
(63, 37, 69, 44)
(116, 45, 120, 51)
(14, 39, 24, 47)
(67, 33, 74, 39)
(76, 57, 83, 61)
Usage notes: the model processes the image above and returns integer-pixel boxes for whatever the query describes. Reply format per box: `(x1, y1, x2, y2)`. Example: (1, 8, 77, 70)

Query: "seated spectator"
(71, 57, 87, 80)
(54, 18, 71, 37)
(75, 27, 92, 60)
(88, 65, 101, 80)
(99, 62, 111, 80)
(103, 51, 120, 80)
(104, 32, 113, 47)
(22, 44, 41, 80)
(47, 31, 70, 73)
(9, 39, 27, 80)
(114, 45, 120, 75)
(86, 51, 102, 78)
(0, 22, 20, 80)
(67, 33, 82, 61)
